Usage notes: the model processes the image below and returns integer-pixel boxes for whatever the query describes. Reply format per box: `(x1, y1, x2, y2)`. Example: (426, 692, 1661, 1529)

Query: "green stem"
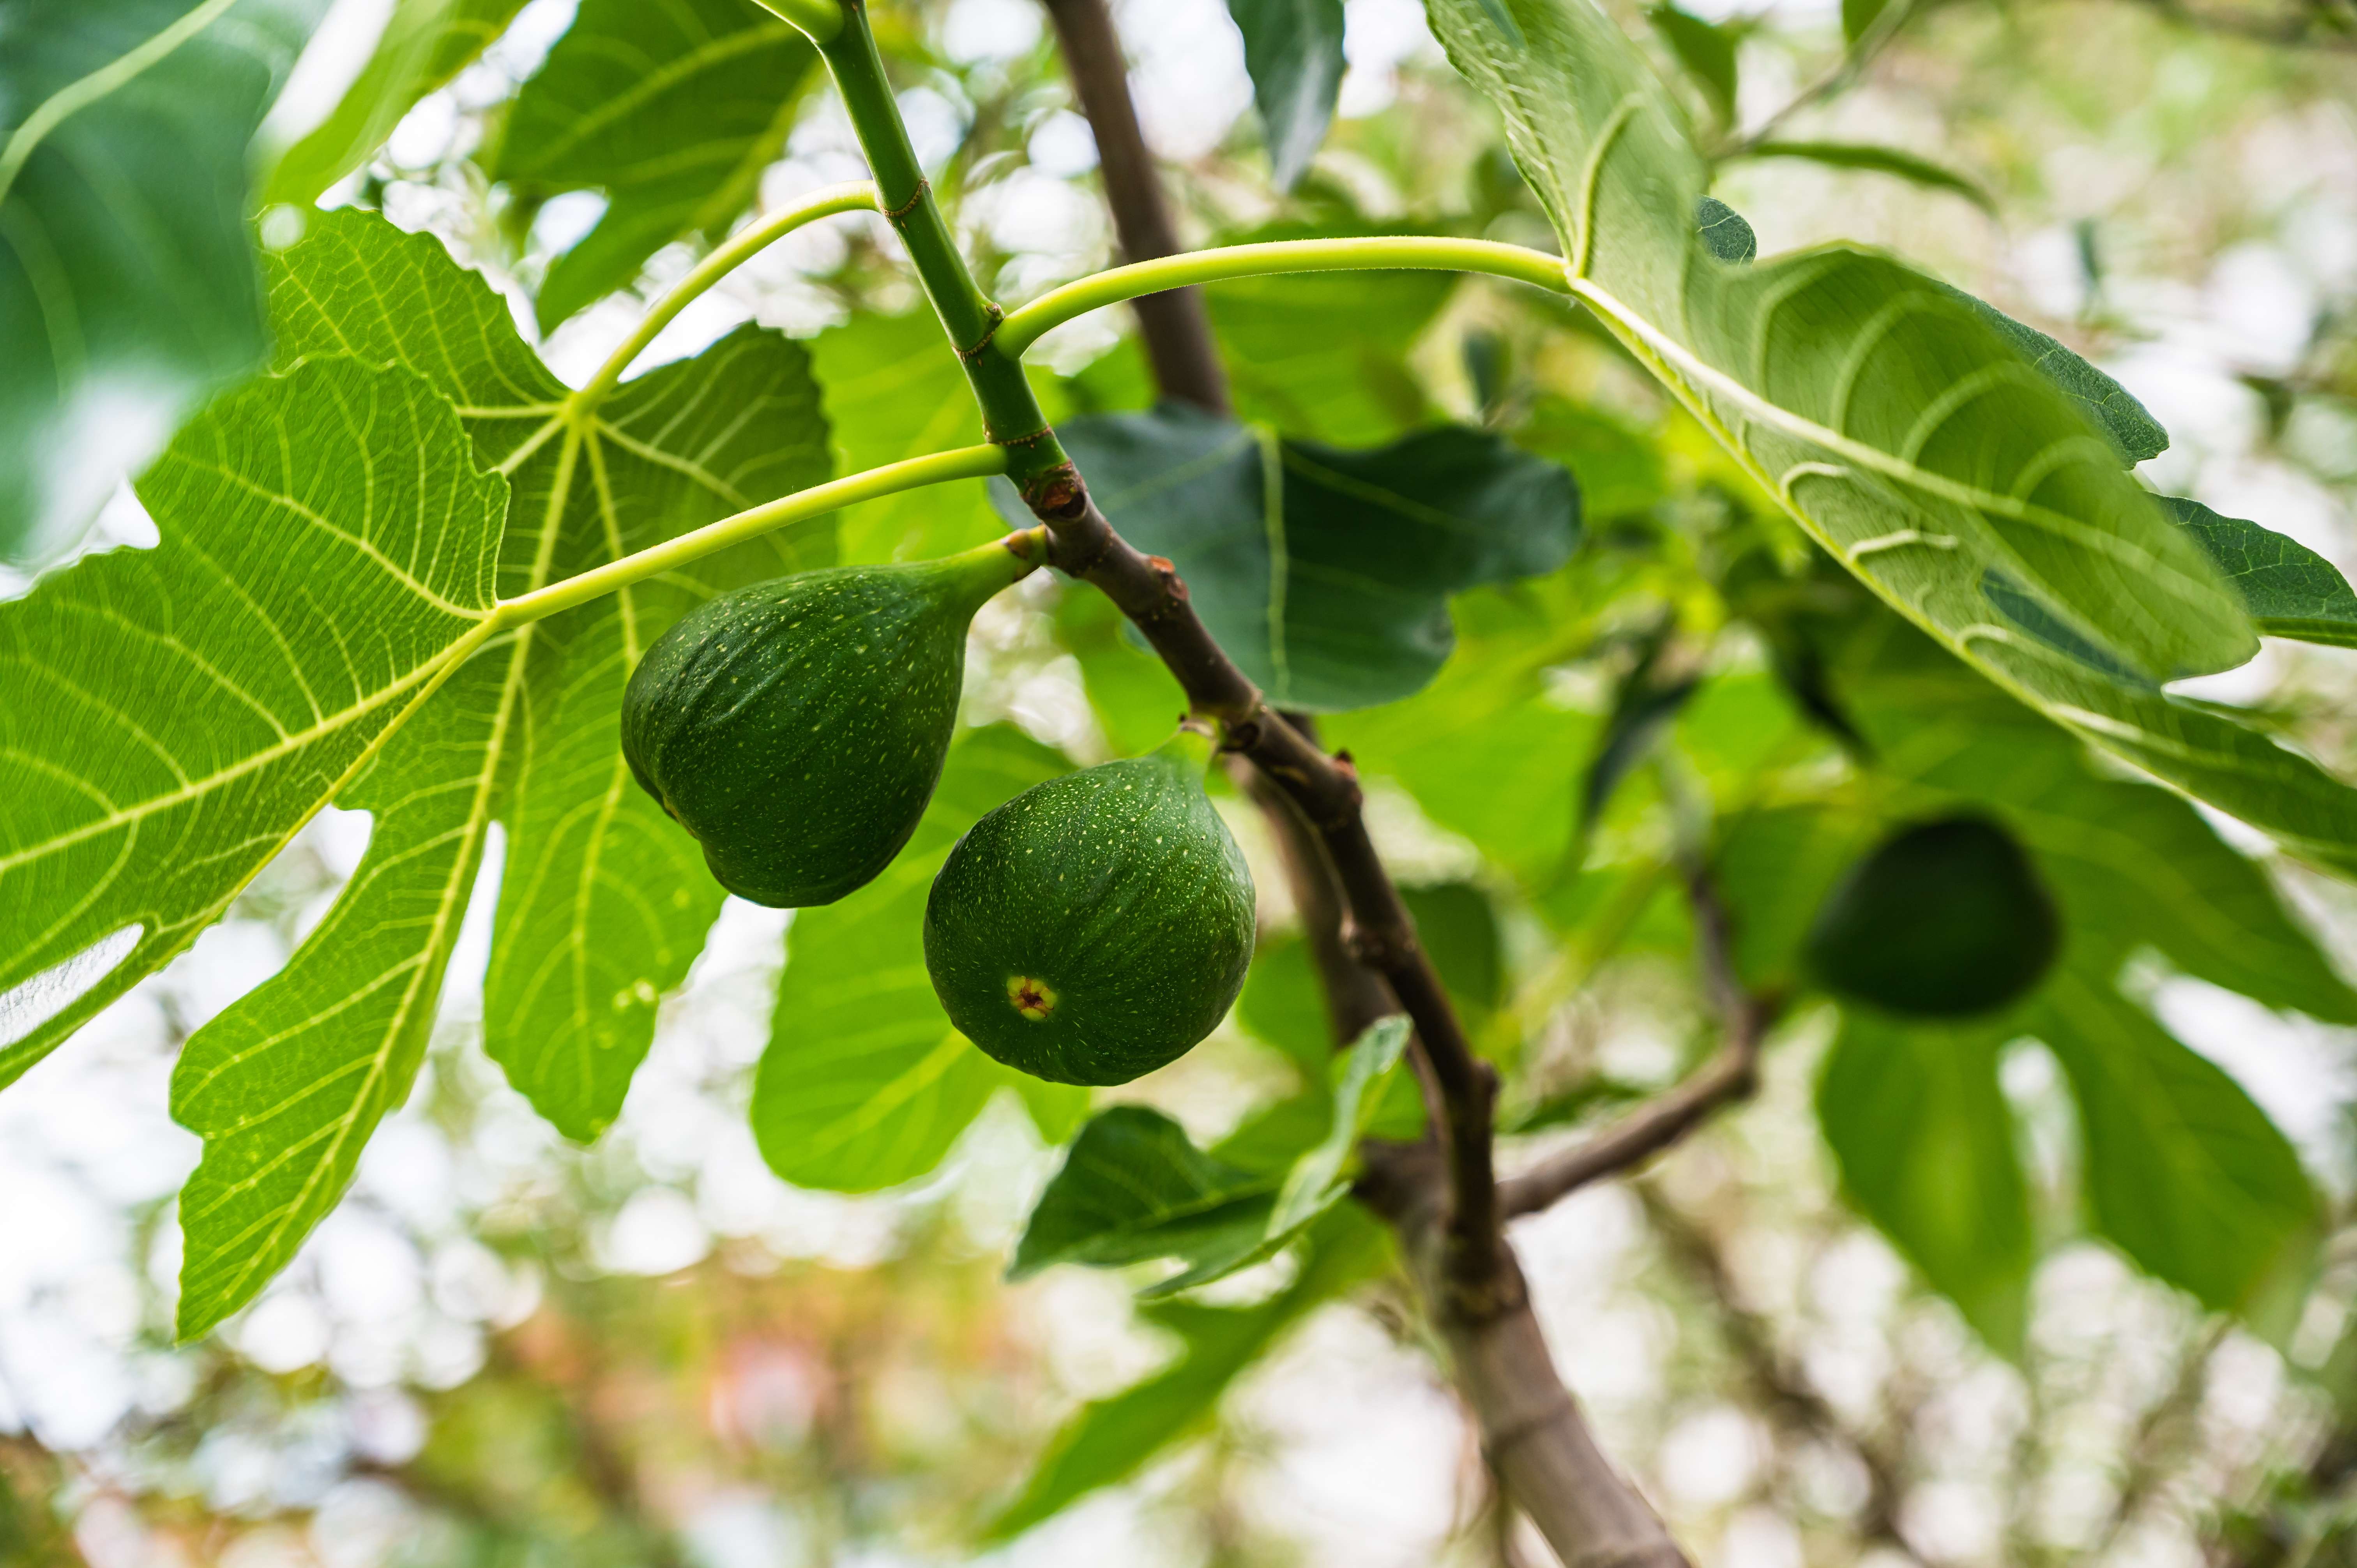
(812, 0, 1067, 486)
(575, 181, 878, 406)
(492, 445, 1009, 627)
(995, 238, 1573, 359)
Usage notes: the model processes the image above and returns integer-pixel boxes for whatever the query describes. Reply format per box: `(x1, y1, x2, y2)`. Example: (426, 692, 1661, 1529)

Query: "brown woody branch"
(1037, 0, 1232, 413)
(1033, 11, 1688, 1559)
(1018, 483, 1508, 1285)
(1499, 868, 1772, 1220)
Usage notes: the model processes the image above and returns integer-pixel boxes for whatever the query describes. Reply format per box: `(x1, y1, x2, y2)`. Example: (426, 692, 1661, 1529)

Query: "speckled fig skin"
(924, 754, 1256, 1085)
(622, 533, 1041, 908)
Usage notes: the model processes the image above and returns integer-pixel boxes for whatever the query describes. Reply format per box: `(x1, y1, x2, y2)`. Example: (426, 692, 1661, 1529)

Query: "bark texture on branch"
(1037, 0, 1232, 413)
(1029, 8, 1687, 1560)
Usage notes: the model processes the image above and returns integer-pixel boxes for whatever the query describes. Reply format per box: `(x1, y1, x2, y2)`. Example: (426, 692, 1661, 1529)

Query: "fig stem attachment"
(492, 445, 1011, 628)
(572, 181, 880, 406)
(993, 238, 1573, 360)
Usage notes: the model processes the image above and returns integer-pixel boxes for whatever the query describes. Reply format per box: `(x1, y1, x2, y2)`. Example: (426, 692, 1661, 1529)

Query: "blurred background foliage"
(11, 0, 2357, 1562)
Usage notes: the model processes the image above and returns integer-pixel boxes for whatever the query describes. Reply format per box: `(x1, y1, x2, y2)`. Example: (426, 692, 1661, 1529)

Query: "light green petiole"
(572, 180, 880, 406)
(493, 445, 1011, 627)
(993, 237, 1573, 360)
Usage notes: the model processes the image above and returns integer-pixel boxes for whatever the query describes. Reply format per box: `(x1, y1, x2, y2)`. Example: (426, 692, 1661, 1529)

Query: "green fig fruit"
(621, 532, 1042, 908)
(1804, 814, 2060, 1018)
(924, 752, 1256, 1085)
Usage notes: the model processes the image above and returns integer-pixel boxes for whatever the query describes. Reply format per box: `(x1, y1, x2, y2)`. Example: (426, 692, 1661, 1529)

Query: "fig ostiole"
(923, 747, 1256, 1086)
(1804, 813, 2060, 1019)
(620, 528, 1047, 908)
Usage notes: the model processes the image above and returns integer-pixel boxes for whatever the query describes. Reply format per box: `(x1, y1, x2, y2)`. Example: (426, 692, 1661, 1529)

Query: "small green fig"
(1804, 814, 2060, 1018)
(924, 751, 1256, 1085)
(620, 531, 1042, 908)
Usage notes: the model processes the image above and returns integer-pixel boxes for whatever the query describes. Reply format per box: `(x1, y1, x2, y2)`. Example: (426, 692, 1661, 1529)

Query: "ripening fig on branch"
(924, 744, 1257, 1085)
(621, 530, 1047, 907)
(1805, 814, 2062, 1018)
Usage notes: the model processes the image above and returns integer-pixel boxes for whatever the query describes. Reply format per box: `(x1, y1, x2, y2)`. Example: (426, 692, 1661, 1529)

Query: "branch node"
(957, 302, 1007, 362)
(882, 179, 932, 223)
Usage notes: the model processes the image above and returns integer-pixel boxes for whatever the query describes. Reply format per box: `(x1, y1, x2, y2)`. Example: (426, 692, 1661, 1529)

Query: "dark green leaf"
(1816, 1012, 2032, 1353)
(1580, 620, 1701, 831)
(490, 0, 818, 328)
(752, 727, 1071, 1192)
(1034, 407, 1580, 711)
(2164, 496, 2357, 648)
(0, 0, 327, 566)
(1694, 195, 1756, 262)
(982, 1206, 1387, 1541)
(2036, 973, 2319, 1318)
(1011, 1107, 1279, 1280)
(1647, 4, 1737, 126)
(1740, 140, 1996, 215)
(1012, 1019, 1412, 1295)
(264, 0, 527, 206)
(1224, 0, 1347, 190)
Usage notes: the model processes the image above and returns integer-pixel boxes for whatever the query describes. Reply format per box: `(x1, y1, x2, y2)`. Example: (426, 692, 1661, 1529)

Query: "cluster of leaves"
(10, 0, 2357, 1542)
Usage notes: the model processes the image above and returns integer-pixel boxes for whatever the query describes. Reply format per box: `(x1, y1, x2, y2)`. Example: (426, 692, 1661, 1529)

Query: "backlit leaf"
(267, 209, 834, 1144)
(0, 357, 505, 1092)
(1817, 1012, 2032, 1353)
(2036, 972, 2319, 1318)
(490, 0, 819, 328)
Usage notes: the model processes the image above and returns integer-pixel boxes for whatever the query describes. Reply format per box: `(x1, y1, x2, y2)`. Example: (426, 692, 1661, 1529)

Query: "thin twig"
(1498, 867, 1771, 1220)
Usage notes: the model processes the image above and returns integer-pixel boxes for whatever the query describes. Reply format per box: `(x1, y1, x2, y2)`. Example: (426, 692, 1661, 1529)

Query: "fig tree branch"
(1498, 866, 1772, 1220)
(1037, 0, 1231, 413)
(781, 4, 1687, 1558)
